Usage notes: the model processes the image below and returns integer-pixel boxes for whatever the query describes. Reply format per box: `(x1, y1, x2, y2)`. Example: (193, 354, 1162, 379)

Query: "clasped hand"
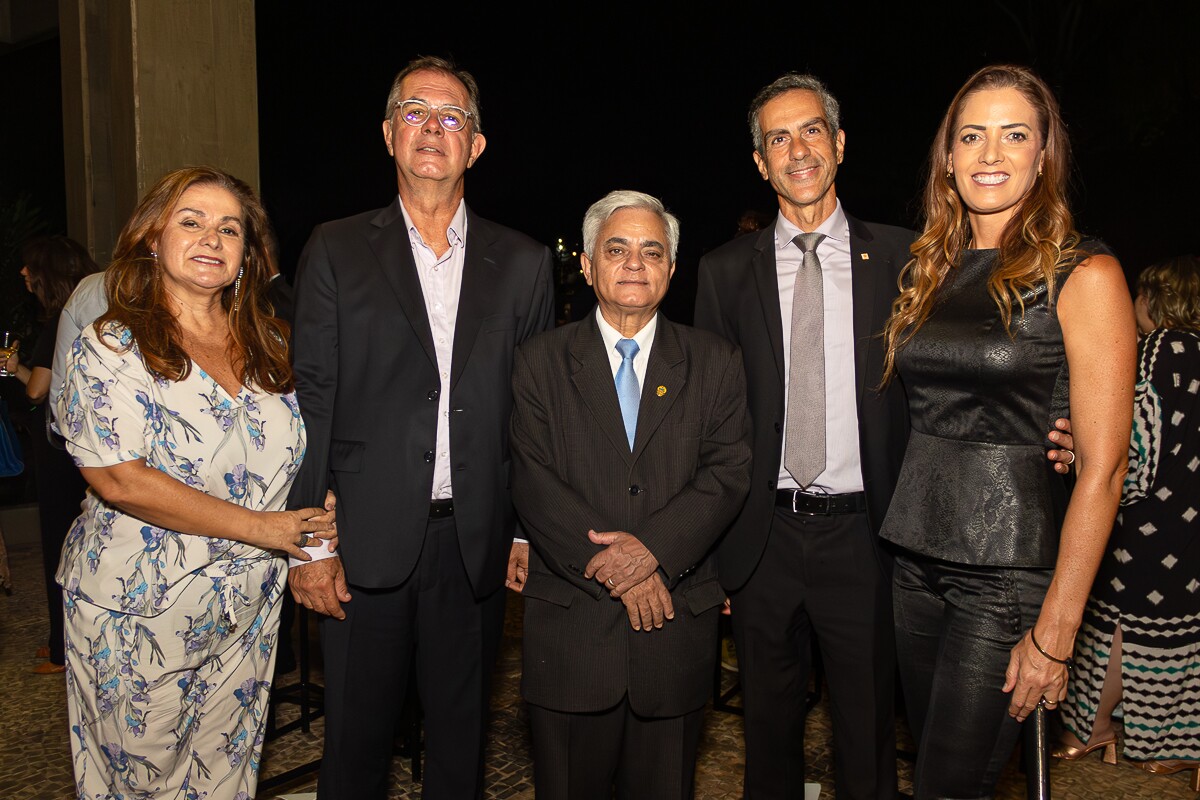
(584, 529, 673, 631)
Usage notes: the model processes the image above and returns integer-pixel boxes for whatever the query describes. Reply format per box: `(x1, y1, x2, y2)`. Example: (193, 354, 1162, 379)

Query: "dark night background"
(3, 1, 1198, 325)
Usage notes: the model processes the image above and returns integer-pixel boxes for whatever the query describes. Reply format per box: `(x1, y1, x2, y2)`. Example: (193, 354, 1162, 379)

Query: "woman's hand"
(1003, 629, 1071, 721)
(1, 344, 18, 376)
(252, 507, 335, 561)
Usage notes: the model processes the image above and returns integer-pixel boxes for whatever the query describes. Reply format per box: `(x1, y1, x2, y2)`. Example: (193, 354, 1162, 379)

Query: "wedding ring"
(1064, 450, 1076, 466)
(296, 533, 311, 548)
(607, 577, 616, 587)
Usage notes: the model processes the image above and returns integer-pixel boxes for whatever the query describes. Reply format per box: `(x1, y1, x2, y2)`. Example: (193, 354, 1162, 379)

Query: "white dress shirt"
(401, 197, 468, 502)
(775, 200, 864, 494)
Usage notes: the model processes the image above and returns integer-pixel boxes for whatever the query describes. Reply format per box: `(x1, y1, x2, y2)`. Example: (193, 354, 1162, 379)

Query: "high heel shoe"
(1135, 760, 1200, 792)
(1051, 736, 1118, 765)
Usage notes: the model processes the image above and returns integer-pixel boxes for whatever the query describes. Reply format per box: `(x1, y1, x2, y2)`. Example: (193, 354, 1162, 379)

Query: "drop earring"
(233, 265, 244, 311)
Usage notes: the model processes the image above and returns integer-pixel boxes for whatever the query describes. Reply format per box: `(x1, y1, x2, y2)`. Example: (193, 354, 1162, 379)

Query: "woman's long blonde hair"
(882, 65, 1081, 383)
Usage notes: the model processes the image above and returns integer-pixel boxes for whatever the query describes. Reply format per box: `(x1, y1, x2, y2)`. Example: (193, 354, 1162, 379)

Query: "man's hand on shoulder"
(289, 556, 352, 620)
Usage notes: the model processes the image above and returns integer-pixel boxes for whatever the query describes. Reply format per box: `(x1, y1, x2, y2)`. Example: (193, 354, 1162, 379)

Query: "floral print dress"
(56, 322, 305, 799)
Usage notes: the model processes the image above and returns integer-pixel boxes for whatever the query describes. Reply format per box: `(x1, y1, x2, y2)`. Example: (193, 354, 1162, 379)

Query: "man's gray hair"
(582, 190, 680, 261)
(383, 55, 483, 135)
(748, 73, 841, 154)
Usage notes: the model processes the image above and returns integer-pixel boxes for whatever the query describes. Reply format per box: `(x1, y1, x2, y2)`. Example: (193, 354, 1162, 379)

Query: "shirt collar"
(397, 196, 468, 249)
(774, 198, 848, 250)
(595, 306, 658, 354)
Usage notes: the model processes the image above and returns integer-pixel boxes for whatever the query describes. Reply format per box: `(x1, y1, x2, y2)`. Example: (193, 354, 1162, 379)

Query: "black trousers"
(731, 508, 896, 799)
(893, 552, 1053, 800)
(316, 517, 506, 800)
(528, 698, 706, 800)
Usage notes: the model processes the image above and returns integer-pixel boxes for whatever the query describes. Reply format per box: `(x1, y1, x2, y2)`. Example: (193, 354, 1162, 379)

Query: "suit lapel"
(750, 227, 786, 384)
(569, 318, 633, 463)
(632, 318, 685, 462)
(451, 207, 497, 391)
(366, 199, 437, 367)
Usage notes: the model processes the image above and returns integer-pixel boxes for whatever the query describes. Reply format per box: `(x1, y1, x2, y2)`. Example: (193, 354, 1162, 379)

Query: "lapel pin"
(860, 252, 870, 260)
(656, 385, 667, 397)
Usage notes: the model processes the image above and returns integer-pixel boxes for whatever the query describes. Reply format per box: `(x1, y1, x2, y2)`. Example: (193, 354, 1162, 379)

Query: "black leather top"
(880, 246, 1099, 567)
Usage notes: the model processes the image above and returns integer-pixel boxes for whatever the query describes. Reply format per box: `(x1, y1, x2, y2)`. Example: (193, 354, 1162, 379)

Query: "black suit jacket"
(694, 214, 913, 592)
(510, 315, 751, 716)
(288, 198, 554, 595)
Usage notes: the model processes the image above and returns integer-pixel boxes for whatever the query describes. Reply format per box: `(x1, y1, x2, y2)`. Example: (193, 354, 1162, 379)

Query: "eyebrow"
(175, 207, 243, 224)
(765, 117, 828, 136)
(603, 236, 665, 250)
(958, 122, 1034, 132)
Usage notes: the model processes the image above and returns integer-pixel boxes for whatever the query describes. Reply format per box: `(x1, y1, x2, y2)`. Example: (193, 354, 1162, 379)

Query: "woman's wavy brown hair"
(1138, 255, 1200, 331)
(96, 166, 292, 392)
(20, 235, 101, 313)
(882, 64, 1082, 383)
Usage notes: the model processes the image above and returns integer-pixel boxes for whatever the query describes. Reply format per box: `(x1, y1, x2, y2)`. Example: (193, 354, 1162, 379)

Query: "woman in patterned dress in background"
(1056, 255, 1200, 790)
(56, 166, 335, 799)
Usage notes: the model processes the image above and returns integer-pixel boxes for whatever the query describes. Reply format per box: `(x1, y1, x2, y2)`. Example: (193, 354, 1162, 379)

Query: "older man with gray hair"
(510, 190, 752, 799)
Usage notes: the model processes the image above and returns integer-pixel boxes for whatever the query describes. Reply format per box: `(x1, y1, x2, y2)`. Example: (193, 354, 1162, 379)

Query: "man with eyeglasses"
(287, 55, 554, 799)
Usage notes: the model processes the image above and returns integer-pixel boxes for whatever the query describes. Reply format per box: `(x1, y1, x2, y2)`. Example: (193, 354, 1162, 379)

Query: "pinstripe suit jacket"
(510, 313, 751, 717)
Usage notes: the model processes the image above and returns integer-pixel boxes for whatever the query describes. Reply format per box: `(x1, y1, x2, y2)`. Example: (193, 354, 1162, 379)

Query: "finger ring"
(296, 533, 310, 548)
(607, 577, 615, 587)
(1064, 450, 1075, 466)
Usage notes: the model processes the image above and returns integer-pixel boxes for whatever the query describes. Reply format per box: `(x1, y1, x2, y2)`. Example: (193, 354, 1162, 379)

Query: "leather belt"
(429, 500, 454, 519)
(775, 489, 866, 515)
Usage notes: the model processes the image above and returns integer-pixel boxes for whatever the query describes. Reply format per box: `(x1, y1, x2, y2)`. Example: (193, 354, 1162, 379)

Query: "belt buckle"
(794, 487, 831, 515)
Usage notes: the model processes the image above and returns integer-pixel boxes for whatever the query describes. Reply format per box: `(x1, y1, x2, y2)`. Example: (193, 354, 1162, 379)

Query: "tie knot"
(616, 338, 639, 360)
(793, 232, 826, 254)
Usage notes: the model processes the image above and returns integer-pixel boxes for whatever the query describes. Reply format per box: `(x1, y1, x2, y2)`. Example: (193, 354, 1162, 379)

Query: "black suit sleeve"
(287, 226, 339, 509)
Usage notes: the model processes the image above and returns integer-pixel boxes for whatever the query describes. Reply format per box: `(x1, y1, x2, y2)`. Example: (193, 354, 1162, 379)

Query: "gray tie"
(784, 232, 827, 488)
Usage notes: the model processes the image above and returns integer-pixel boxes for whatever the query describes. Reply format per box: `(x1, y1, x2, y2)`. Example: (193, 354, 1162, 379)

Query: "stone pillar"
(58, 0, 258, 265)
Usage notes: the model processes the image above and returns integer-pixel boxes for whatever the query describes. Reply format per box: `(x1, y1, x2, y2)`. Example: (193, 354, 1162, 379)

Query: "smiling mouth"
(192, 256, 224, 265)
(972, 173, 1010, 185)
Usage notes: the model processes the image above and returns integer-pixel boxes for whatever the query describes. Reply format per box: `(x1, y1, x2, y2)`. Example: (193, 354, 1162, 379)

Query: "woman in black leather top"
(879, 64, 1137, 798)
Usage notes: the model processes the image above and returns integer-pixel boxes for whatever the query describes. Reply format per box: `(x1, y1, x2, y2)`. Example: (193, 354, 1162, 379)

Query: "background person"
(2, 235, 99, 674)
(878, 64, 1136, 798)
(56, 166, 334, 798)
(1057, 255, 1200, 790)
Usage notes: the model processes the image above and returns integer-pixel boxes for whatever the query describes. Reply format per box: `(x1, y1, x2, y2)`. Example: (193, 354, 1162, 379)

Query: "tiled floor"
(1, 539, 1195, 799)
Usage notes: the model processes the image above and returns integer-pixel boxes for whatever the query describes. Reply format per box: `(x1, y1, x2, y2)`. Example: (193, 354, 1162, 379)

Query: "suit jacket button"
(774, 422, 782, 434)
(629, 485, 641, 496)
(767, 480, 776, 490)
(427, 389, 439, 400)
(424, 450, 435, 463)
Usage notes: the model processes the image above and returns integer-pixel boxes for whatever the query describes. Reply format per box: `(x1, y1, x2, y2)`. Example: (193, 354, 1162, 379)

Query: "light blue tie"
(615, 338, 641, 450)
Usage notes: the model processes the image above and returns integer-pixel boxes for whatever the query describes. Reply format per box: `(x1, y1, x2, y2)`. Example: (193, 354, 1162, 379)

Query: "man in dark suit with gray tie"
(510, 190, 752, 800)
(694, 74, 913, 799)
(286, 56, 554, 799)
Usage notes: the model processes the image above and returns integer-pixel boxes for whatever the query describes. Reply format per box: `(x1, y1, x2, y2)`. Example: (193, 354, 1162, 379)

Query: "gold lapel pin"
(860, 253, 870, 260)
(656, 385, 667, 397)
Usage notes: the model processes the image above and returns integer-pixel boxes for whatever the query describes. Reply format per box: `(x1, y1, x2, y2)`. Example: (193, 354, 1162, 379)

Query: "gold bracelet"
(1030, 628, 1074, 672)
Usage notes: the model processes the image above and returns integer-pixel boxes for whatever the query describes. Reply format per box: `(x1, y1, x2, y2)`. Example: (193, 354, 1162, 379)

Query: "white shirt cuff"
(289, 543, 340, 568)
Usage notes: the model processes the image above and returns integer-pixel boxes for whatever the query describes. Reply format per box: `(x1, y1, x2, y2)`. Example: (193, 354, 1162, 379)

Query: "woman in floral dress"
(56, 166, 335, 799)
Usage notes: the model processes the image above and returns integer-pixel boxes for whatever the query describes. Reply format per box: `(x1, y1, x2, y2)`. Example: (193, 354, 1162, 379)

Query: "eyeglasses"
(393, 99, 473, 133)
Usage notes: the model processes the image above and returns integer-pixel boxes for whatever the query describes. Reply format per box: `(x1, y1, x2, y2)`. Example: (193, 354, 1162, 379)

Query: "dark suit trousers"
(528, 698, 706, 800)
(317, 516, 507, 800)
(731, 508, 896, 800)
